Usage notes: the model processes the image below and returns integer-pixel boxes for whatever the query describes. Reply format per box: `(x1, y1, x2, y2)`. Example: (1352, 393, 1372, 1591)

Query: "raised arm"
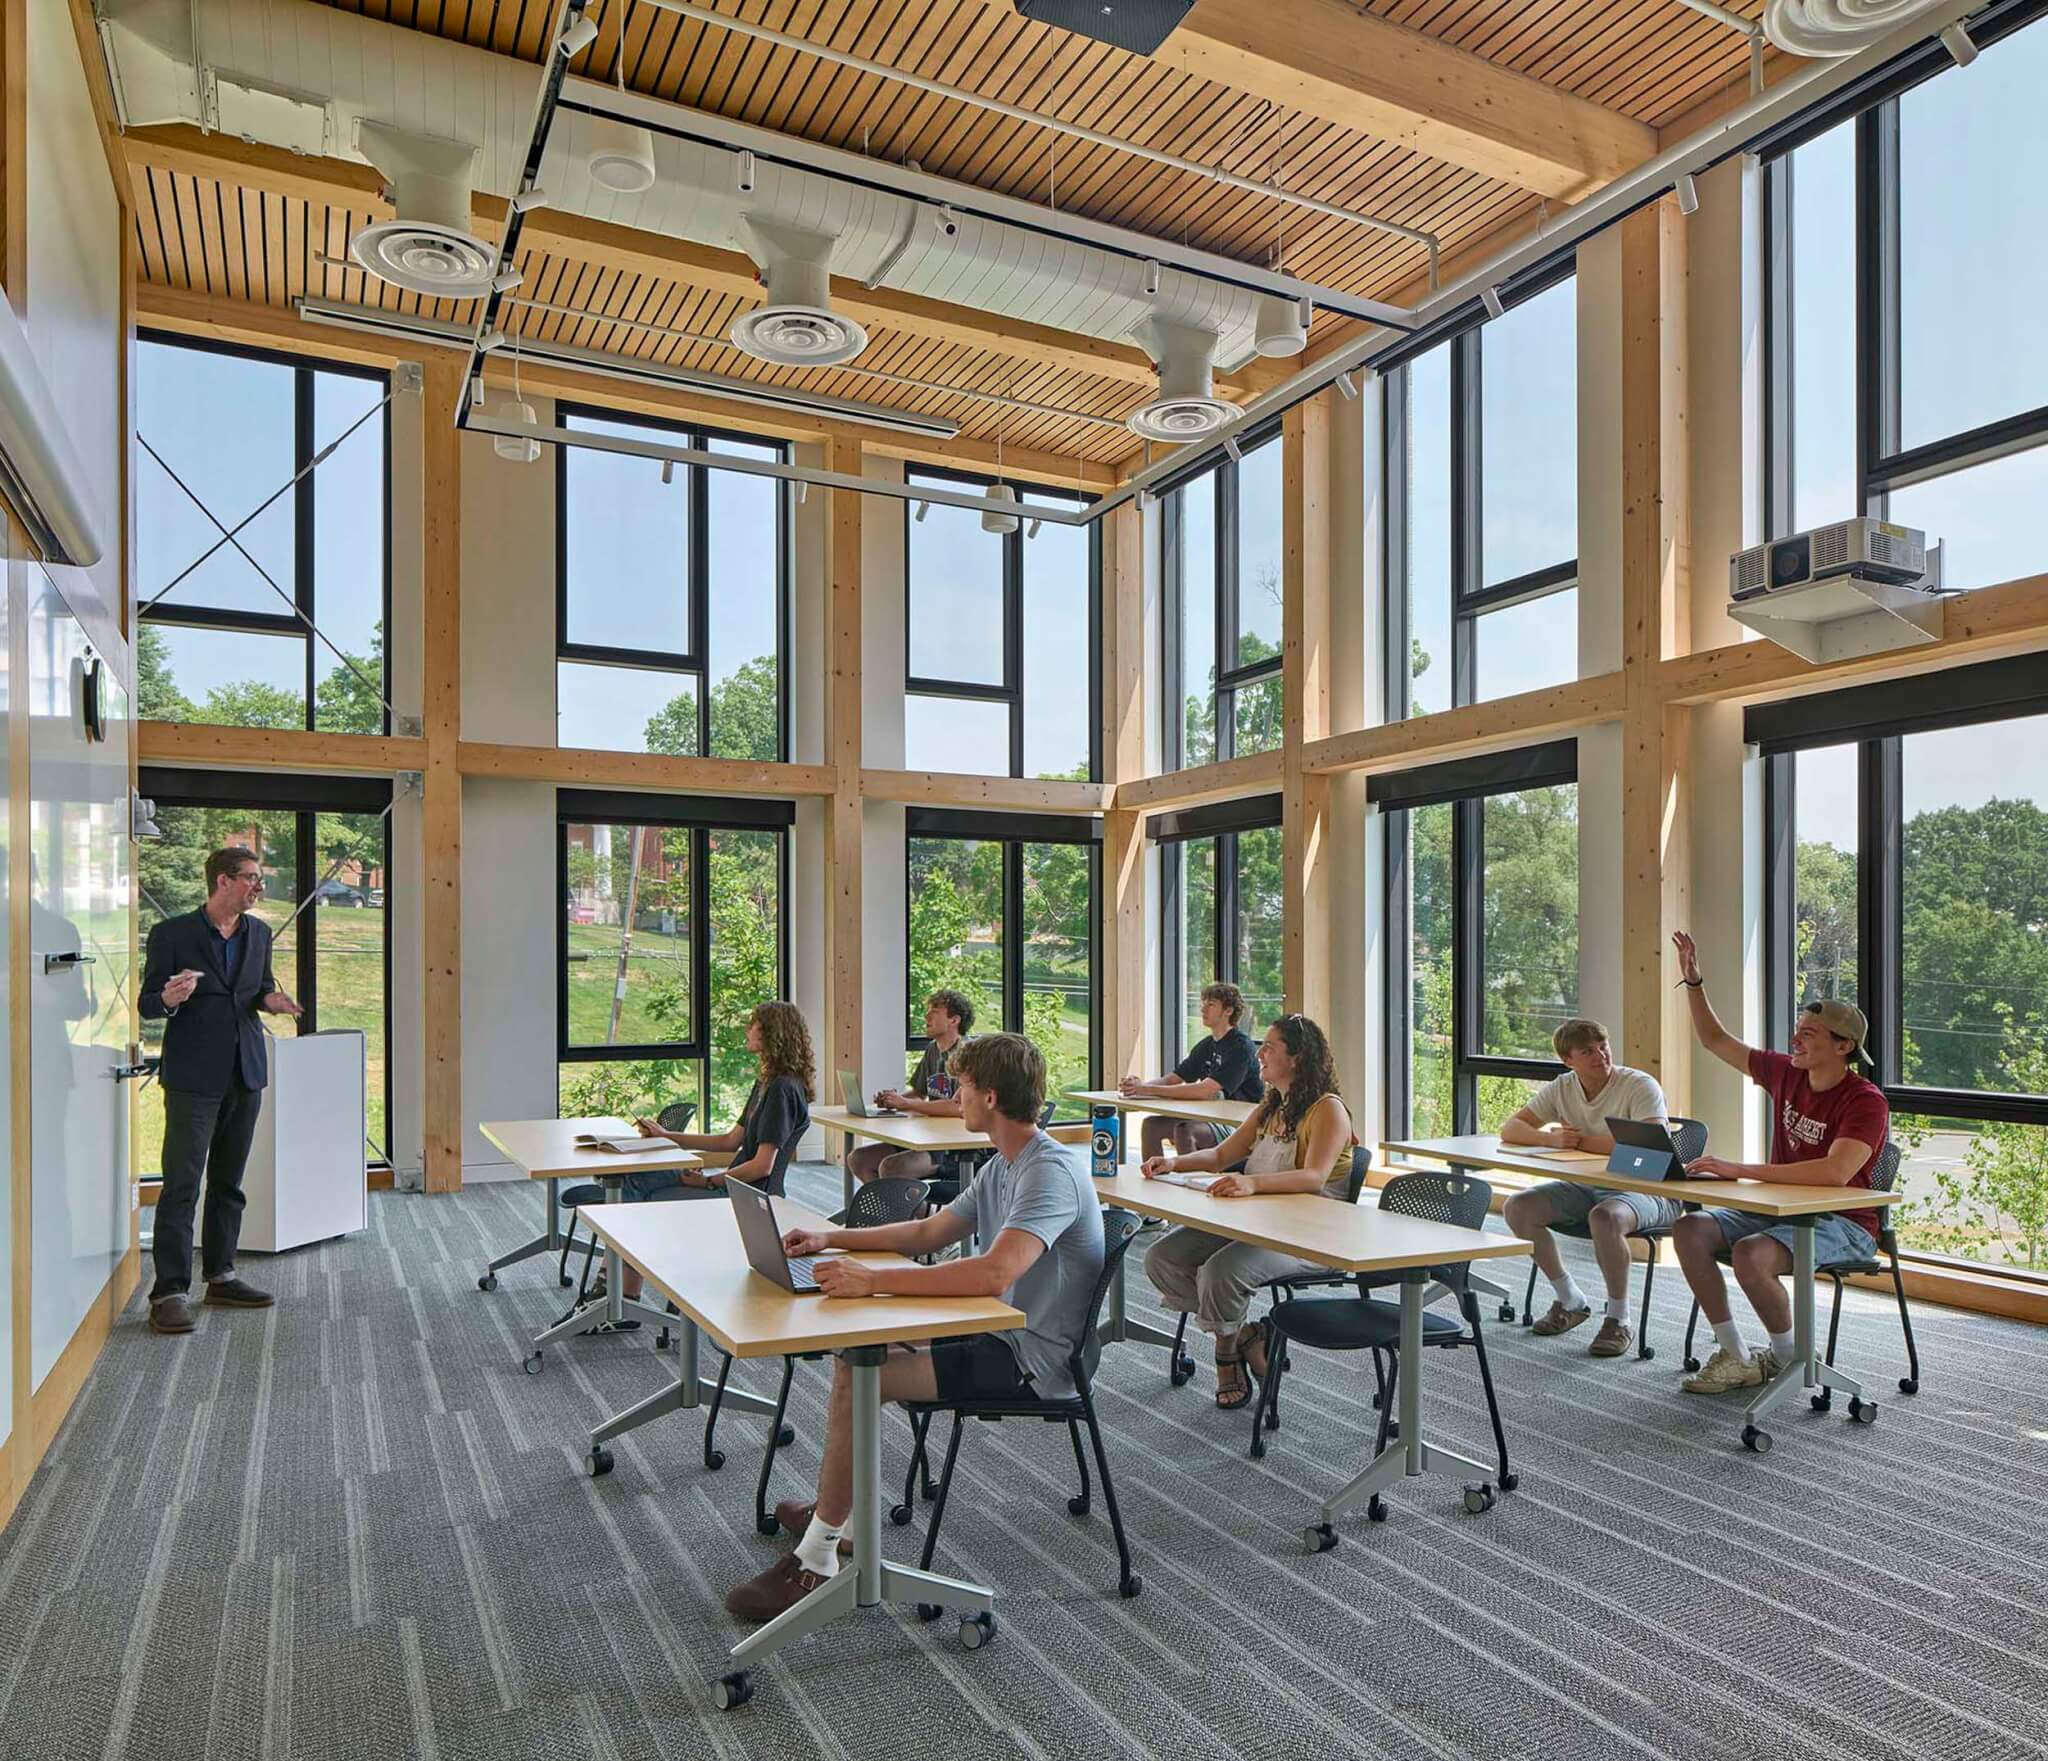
(1672, 930, 1753, 1074)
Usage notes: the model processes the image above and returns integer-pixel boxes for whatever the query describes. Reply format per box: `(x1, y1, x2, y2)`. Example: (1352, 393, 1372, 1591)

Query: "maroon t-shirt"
(1746, 1049, 1888, 1239)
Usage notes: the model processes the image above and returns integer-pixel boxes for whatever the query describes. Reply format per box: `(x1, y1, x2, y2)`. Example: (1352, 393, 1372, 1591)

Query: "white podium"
(242, 1030, 369, 1254)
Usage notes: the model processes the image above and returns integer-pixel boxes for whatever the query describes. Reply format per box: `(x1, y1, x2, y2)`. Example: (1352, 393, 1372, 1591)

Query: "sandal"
(1240, 1321, 1271, 1385)
(1213, 1342, 1252, 1410)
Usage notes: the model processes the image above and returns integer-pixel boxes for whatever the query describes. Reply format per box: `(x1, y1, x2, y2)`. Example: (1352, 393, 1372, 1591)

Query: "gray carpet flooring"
(5, 1164, 2048, 1761)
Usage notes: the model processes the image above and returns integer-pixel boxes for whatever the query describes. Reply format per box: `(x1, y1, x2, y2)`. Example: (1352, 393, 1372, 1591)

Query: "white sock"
(1767, 1330, 1797, 1364)
(1711, 1319, 1747, 1361)
(1603, 1297, 1629, 1322)
(1549, 1272, 1587, 1311)
(794, 1513, 845, 1577)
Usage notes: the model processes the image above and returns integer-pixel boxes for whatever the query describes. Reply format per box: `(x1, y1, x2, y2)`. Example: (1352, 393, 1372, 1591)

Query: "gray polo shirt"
(945, 1129, 1105, 1400)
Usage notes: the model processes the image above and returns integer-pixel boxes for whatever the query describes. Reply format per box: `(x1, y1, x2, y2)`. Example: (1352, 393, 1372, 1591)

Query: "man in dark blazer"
(139, 845, 303, 1335)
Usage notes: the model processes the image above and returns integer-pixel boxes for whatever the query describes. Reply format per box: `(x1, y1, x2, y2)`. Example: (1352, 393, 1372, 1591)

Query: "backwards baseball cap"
(1802, 999, 1874, 1068)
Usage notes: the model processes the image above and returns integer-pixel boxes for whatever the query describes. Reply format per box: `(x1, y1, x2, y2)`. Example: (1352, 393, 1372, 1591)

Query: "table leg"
(1093, 1234, 1180, 1353)
(478, 1177, 566, 1289)
(1740, 1217, 1868, 1450)
(579, 1313, 782, 1475)
(523, 1179, 669, 1368)
(717, 1346, 997, 1707)
(1312, 1272, 1504, 1546)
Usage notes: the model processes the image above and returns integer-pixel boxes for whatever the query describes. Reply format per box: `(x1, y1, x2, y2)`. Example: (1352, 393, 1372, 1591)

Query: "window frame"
(138, 765, 396, 1169)
(554, 402, 793, 763)
(902, 808, 1103, 1119)
(137, 331, 392, 735)
(1376, 741, 1579, 1136)
(1152, 793, 1284, 1048)
(902, 466, 1101, 782)
(1161, 425, 1284, 767)
(556, 789, 794, 1069)
(1380, 273, 1579, 722)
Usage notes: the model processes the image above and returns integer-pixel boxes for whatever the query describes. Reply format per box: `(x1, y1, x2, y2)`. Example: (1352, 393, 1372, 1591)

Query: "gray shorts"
(1708, 1207, 1877, 1266)
(1530, 1179, 1681, 1234)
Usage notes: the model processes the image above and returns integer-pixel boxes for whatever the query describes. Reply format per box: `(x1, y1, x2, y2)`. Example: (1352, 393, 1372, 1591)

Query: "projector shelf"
(1727, 577, 1948, 665)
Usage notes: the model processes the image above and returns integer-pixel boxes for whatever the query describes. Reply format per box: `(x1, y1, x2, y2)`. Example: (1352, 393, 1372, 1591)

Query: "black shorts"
(930, 1334, 1037, 1403)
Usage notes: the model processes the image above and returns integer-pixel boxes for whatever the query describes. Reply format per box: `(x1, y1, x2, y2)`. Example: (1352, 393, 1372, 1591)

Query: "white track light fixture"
(914, 500, 929, 522)
(1142, 259, 1161, 298)
(511, 186, 548, 213)
(1027, 519, 1042, 539)
(1335, 370, 1359, 401)
(1675, 172, 1700, 215)
(478, 328, 509, 352)
(660, 458, 674, 484)
(558, 14, 600, 57)
(1222, 434, 1242, 462)
(492, 268, 523, 293)
(795, 480, 809, 504)
(735, 150, 755, 193)
(1939, 21, 1978, 64)
(1480, 285, 1505, 320)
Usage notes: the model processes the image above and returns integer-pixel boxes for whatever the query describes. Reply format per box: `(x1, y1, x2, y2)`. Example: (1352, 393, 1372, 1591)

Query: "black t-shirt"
(733, 1074, 811, 1197)
(909, 1039, 961, 1103)
(1174, 1029, 1263, 1103)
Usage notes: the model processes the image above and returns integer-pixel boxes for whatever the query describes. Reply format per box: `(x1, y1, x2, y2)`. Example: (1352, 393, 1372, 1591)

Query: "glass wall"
(1157, 806, 1286, 1067)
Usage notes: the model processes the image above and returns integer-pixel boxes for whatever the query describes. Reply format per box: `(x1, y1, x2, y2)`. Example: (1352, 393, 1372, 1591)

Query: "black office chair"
(700, 1177, 931, 1533)
(1517, 1116, 1708, 1361)
(1250, 1171, 1514, 1527)
(1679, 1140, 1920, 1405)
(557, 1101, 697, 1291)
(895, 1208, 1145, 1614)
(1161, 1146, 1372, 1389)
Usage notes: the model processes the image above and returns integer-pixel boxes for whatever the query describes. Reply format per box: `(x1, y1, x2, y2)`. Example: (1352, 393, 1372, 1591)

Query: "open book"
(574, 1133, 655, 1154)
(1149, 1169, 1227, 1191)
(1512, 1144, 1608, 1162)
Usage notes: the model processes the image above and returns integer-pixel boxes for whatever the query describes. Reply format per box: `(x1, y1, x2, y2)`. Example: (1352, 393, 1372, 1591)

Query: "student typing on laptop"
(723, 1031, 1104, 1624)
(1500, 1018, 1673, 1359)
(846, 987, 974, 1189)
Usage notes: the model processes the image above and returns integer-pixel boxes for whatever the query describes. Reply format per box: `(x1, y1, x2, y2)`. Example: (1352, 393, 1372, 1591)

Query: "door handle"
(43, 951, 97, 974)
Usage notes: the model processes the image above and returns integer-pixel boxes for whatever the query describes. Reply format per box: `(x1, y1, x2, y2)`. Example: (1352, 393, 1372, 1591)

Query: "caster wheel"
(1899, 1376, 1919, 1396)
(477, 1272, 499, 1293)
(1169, 1355, 1196, 1388)
(523, 1352, 544, 1376)
(586, 1447, 613, 1478)
(1263, 1407, 1280, 1432)
(1384, 1422, 1400, 1442)
(1810, 1391, 1832, 1413)
(1741, 1424, 1772, 1454)
(704, 1450, 726, 1472)
(1497, 1302, 1516, 1324)
(959, 1612, 996, 1650)
(755, 1514, 780, 1536)
(890, 1502, 914, 1527)
(1366, 1497, 1388, 1524)
(1067, 1495, 1090, 1517)
(1303, 1522, 1339, 1554)
(916, 1603, 943, 1623)
(655, 1331, 671, 1352)
(1280, 1353, 1293, 1372)
(558, 1272, 574, 1289)
(713, 1672, 752, 1711)
(776, 1425, 797, 1448)
(1849, 1397, 1878, 1426)
(1119, 1574, 1142, 1600)
(1639, 1346, 1656, 1362)
(1462, 1482, 1496, 1515)
(1684, 1356, 1701, 1374)
(1499, 1472, 1519, 1492)
(1249, 1435, 1267, 1460)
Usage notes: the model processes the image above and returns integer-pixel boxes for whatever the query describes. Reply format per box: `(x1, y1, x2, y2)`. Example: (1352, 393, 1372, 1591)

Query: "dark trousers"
(152, 1083, 263, 1300)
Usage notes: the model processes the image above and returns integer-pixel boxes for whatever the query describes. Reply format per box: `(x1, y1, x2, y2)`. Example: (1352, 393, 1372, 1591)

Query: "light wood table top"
(1070, 1089, 1258, 1130)
(1380, 1135, 1904, 1220)
(578, 1194, 1022, 1360)
(810, 1104, 989, 1154)
(1092, 1167, 1529, 1275)
(479, 1117, 703, 1181)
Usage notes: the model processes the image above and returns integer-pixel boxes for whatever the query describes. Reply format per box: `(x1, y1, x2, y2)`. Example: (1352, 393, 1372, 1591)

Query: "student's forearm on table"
(1247, 1170, 1324, 1194)
(872, 1256, 1008, 1298)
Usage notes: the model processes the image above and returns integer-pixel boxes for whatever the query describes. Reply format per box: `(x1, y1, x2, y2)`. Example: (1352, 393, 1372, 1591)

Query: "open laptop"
(837, 1069, 904, 1118)
(727, 1178, 827, 1294)
(1605, 1116, 1689, 1180)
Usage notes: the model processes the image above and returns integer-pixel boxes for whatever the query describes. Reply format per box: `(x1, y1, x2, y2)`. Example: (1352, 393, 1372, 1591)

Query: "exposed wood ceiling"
(131, 0, 1777, 467)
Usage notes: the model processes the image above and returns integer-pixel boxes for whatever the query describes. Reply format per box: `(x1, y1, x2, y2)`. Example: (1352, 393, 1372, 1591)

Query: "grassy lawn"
(564, 919, 692, 1047)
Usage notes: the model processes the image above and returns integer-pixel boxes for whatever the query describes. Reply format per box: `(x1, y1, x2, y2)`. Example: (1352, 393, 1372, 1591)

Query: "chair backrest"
(1376, 1170, 1494, 1290)
(843, 1177, 930, 1228)
(656, 1101, 697, 1133)
(1865, 1139, 1902, 1245)
(1335, 1144, 1370, 1206)
(1069, 1208, 1144, 1380)
(1667, 1116, 1708, 1164)
(1038, 1100, 1058, 1127)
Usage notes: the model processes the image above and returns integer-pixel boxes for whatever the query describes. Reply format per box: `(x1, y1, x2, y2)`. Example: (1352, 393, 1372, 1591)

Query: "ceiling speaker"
(1011, 0, 1197, 56)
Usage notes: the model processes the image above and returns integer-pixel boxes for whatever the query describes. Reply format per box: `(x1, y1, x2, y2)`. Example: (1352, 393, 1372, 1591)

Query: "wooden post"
(421, 362, 464, 1192)
(822, 436, 863, 1087)
(1098, 501, 1146, 1084)
(1616, 200, 1692, 1101)
(1282, 397, 1332, 1022)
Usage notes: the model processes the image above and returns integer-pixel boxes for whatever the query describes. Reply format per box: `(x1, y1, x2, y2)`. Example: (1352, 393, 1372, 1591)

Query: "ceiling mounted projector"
(729, 217, 868, 367)
(1126, 317, 1235, 443)
(585, 115, 658, 195)
(348, 122, 495, 298)
(1763, 0, 1947, 54)
(1011, 0, 1196, 54)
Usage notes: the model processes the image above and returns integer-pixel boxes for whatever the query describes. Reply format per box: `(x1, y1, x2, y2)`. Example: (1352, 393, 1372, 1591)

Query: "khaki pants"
(1144, 1226, 1320, 1336)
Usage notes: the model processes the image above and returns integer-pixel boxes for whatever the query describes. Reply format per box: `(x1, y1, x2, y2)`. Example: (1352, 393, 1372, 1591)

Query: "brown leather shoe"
(1529, 1300, 1591, 1337)
(724, 1554, 831, 1623)
(772, 1499, 852, 1556)
(1588, 1316, 1634, 1357)
(149, 1294, 199, 1335)
(204, 1277, 275, 1308)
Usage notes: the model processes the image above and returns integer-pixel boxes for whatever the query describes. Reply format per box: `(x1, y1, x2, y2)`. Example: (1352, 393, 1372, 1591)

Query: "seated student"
(1668, 929, 1890, 1394)
(1120, 981, 1264, 1160)
(606, 1000, 814, 1311)
(846, 987, 973, 1188)
(1501, 1017, 1672, 1357)
(1140, 1014, 1357, 1411)
(723, 1031, 1104, 1621)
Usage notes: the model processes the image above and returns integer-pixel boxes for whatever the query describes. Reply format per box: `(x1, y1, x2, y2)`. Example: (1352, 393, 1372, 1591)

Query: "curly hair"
(750, 1000, 817, 1099)
(1252, 1013, 1343, 1142)
(926, 987, 976, 1034)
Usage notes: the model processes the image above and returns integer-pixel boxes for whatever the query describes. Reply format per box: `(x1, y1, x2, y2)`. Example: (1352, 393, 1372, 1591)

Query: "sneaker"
(149, 1294, 199, 1335)
(724, 1554, 831, 1623)
(1588, 1317, 1634, 1358)
(772, 1499, 852, 1556)
(1683, 1346, 1764, 1394)
(204, 1277, 275, 1308)
(1529, 1300, 1591, 1337)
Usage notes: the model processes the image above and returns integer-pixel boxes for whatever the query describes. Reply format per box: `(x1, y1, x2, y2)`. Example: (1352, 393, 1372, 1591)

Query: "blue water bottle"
(1090, 1104, 1121, 1179)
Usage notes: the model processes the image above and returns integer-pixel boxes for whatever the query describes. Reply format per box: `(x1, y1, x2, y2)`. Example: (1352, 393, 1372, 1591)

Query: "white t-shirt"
(1526, 1066, 1667, 1138)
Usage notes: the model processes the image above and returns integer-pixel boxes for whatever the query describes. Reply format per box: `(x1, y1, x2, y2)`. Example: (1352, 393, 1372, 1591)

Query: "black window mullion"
(1382, 367, 1412, 723)
(1763, 751, 1797, 1050)
(1450, 331, 1481, 707)
(1451, 795, 1483, 1135)
(1086, 843, 1102, 1093)
(1161, 489, 1185, 770)
(295, 808, 318, 1029)
(1215, 467, 1237, 761)
(692, 435, 712, 758)
(1860, 736, 1903, 1087)
(1216, 832, 1239, 986)
(1383, 805, 1413, 1135)
(1003, 841, 1025, 1035)
(295, 365, 317, 731)
(1159, 839, 1182, 1059)
(692, 824, 712, 1058)
(1763, 153, 1796, 538)
(1006, 522, 1024, 778)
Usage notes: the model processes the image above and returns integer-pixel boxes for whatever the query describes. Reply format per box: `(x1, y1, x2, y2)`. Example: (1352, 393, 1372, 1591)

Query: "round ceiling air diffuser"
(728, 216, 868, 367)
(1127, 395, 1238, 443)
(349, 220, 498, 298)
(1125, 316, 1235, 442)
